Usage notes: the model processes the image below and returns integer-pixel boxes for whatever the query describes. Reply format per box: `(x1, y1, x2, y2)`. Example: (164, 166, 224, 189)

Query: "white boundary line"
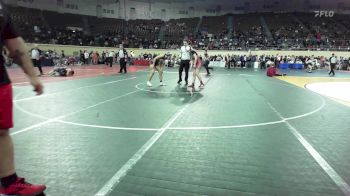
(12, 81, 31, 85)
(11, 72, 118, 86)
(138, 70, 233, 76)
(245, 78, 350, 195)
(14, 88, 160, 132)
(135, 82, 200, 94)
(169, 96, 325, 130)
(266, 101, 350, 196)
(14, 77, 136, 102)
(11, 90, 140, 136)
(94, 98, 192, 196)
(15, 71, 347, 194)
(16, 76, 326, 131)
(62, 119, 284, 130)
(54, 120, 159, 131)
(94, 74, 214, 196)
(11, 93, 57, 136)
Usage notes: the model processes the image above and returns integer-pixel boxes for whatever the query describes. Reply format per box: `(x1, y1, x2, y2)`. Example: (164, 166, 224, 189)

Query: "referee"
(178, 40, 192, 85)
(329, 53, 337, 77)
(31, 45, 42, 75)
(203, 50, 213, 75)
(118, 44, 128, 74)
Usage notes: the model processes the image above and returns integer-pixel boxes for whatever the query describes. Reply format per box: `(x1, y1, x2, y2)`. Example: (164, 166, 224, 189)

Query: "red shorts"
(195, 65, 202, 69)
(0, 84, 13, 129)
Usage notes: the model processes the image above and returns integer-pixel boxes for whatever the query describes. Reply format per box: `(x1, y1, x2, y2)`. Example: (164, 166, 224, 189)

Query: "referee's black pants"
(178, 60, 190, 84)
(329, 63, 335, 76)
(119, 58, 127, 73)
(32, 59, 43, 75)
(108, 57, 113, 67)
(203, 60, 211, 74)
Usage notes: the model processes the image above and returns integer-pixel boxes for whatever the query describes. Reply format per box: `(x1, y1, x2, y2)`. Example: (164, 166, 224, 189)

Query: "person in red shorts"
(0, 8, 46, 196)
(266, 64, 286, 77)
(188, 51, 204, 89)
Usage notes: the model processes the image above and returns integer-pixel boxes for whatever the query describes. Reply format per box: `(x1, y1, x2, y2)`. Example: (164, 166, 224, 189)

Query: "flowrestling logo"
(314, 10, 335, 17)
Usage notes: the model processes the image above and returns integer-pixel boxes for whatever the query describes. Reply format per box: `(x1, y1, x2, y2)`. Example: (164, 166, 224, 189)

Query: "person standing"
(0, 10, 46, 195)
(240, 55, 245, 68)
(260, 55, 266, 69)
(178, 39, 192, 85)
(118, 44, 128, 74)
(108, 50, 115, 67)
(188, 51, 204, 89)
(60, 50, 65, 58)
(101, 51, 106, 64)
(84, 50, 89, 65)
(31, 45, 42, 75)
(79, 50, 84, 64)
(329, 53, 337, 76)
(104, 50, 108, 65)
(203, 50, 213, 75)
(92, 51, 98, 65)
(147, 54, 166, 87)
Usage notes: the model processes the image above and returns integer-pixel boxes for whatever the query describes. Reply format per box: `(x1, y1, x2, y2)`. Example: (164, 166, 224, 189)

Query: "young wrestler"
(147, 54, 166, 87)
(188, 51, 204, 89)
(0, 7, 46, 195)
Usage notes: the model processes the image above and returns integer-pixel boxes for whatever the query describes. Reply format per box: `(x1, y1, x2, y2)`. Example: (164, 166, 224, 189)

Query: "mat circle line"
(15, 80, 326, 131)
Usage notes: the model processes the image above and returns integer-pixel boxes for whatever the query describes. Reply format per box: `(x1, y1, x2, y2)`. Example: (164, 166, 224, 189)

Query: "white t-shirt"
(31, 49, 39, 60)
(203, 55, 209, 61)
(180, 45, 191, 60)
(109, 51, 115, 58)
(307, 59, 315, 65)
(330, 56, 337, 64)
(84, 52, 89, 59)
(119, 50, 125, 58)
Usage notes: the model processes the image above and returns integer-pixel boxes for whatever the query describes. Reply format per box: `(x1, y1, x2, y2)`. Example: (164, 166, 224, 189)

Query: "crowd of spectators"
(4, 6, 350, 51)
(199, 53, 350, 71)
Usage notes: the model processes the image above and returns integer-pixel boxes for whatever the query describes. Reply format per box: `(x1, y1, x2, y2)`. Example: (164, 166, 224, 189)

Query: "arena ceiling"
(99, 0, 204, 3)
(99, 0, 331, 4)
(100, 0, 262, 3)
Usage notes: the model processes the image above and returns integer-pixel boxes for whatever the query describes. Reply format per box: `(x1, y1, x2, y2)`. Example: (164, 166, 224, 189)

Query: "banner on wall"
(66, 26, 83, 31)
(17, 0, 35, 8)
(130, 7, 136, 20)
